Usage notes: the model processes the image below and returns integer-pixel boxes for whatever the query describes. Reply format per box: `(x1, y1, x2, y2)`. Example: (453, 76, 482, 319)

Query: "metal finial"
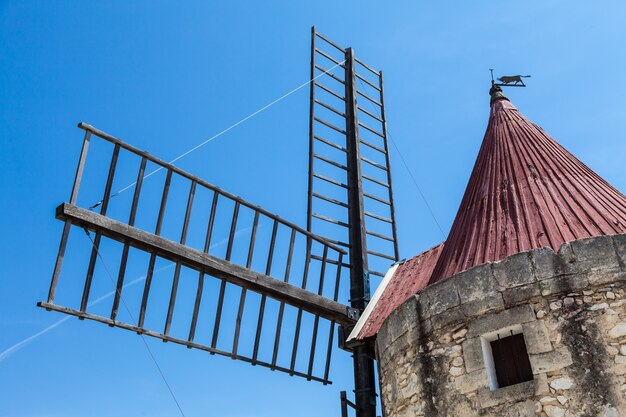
(489, 83, 509, 103)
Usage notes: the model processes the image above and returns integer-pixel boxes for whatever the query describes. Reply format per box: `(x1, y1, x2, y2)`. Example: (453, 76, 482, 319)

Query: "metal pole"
(344, 47, 377, 417)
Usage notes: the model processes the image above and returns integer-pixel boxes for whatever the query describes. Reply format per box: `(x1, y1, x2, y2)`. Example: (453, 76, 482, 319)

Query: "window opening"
(489, 330, 533, 388)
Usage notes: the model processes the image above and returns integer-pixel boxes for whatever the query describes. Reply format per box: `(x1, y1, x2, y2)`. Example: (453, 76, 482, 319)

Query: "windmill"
(38, 27, 399, 417)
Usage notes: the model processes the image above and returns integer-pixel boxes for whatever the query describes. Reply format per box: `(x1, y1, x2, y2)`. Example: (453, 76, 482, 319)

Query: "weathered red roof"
(353, 87, 626, 340)
(429, 89, 626, 283)
(353, 243, 443, 340)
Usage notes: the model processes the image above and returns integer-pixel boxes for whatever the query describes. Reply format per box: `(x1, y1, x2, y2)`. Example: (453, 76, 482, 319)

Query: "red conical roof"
(429, 87, 626, 283)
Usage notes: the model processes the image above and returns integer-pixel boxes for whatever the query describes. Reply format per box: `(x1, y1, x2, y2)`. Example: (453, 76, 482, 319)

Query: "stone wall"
(376, 234, 626, 417)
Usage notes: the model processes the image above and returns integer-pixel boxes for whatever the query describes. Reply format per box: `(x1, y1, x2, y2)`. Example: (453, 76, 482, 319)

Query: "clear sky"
(1, 1, 625, 417)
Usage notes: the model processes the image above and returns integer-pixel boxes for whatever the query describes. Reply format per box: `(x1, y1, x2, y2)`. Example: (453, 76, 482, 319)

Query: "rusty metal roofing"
(429, 89, 626, 283)
(353, 243, 443, 340)
(353, 87, 626, 340)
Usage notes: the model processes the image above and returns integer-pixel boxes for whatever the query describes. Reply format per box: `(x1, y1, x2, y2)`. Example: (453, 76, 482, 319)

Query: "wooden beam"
(55, 203, 355, 327)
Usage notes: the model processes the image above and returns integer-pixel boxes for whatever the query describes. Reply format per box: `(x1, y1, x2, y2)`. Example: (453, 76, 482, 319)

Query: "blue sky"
(1, 1, 625, 416)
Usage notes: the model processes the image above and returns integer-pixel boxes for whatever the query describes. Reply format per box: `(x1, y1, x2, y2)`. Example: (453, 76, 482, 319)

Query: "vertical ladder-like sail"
(306, 28, 399, 302)
(306, 28, 399, 417)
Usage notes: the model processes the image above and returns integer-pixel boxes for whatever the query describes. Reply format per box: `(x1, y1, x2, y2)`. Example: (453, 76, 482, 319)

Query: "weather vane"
(490, 68, 531, 87)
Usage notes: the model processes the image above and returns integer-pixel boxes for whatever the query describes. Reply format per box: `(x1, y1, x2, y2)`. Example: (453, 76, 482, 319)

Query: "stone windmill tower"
(348, 85, 626, 417)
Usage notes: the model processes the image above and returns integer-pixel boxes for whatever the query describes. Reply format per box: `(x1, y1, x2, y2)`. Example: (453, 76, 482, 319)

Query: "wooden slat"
(252, 219, 278, 364)
(307, 246, 328, 379)
(311, 254, 351, 269)
(315, 99, 346, 118)
(165, 181, 197, 336)
(211, 281, 227, 349)
(360, 139, 386, 154)
(271, 228, 297, 369)
(313, 173, 349, 189)
(155, 170, 173, 236)
(189, 191, 218, 342)
(314, 135, 347, 152)
(367, 249, 396, 261)
(366, 229, 394, 242)
(324, 252, 343, 382)
(365, 211, 393, 223)
(138, 253, 157, 329)
(289, 238, 312, 374)
(364, 192, 391, 205)
(314, 31, 346, 52)
(355, 72, 381, 92)
(80, 144, 119, 312)
(356, 90, 382, 107)
(287, 289, 305, 374)
(69, 131, 92, 205)
(111, 158, 147, 320)
(320, 238, 351, 249)
(231, 287, 247, 357)
(361, 157, 388, 172)
(225, 202, 240, 261)
(48, 119, 91, 303)
(354, 57, 380, 76)
(188, 270, 204, 343)
(358, 121, 385, 138)
(363, 174, 390, 188)
(314, 117, 346, 134)
(314, 82, 346, 102)
(313, 153, 347, 171)
(233, 211, 259, 356)
(314, 48, 344, 66)
(47, 221, 72, 304)
(312, 192, 349, 208)
(357, 106, 384, 123)
(314, 65, 345, 85)
(312, 213, 350, 228)
(138, 169, 172, 328)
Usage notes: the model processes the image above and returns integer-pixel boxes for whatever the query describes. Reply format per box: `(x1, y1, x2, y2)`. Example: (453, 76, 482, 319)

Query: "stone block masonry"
(376, 234, 626, 417)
